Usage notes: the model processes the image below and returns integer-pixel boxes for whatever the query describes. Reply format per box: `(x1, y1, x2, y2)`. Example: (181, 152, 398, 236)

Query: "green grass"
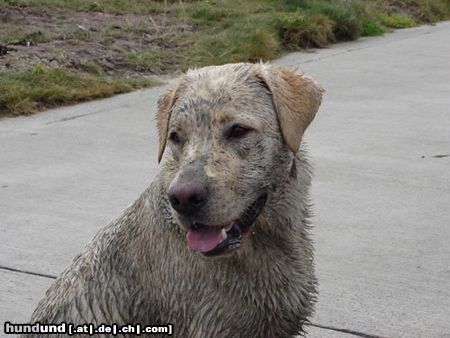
(127, 46, 177, 74)
(0, 66, 155, 116)
(189, 26, 280, 67)
(378, 12, 417, 28)
(179, 0, 282, 67)
(0, 27, 52, 44)
(188, 2, 240, 24)
(1, 0, 450, 116)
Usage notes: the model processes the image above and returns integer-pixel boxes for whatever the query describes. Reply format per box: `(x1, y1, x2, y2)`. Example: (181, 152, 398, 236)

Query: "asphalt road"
(1, 22, 450, 337)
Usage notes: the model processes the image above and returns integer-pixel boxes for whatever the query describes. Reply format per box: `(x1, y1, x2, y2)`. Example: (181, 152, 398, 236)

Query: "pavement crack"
(45, 104, 130, 125)
(0, 265, 57, 280)
(307, 322, 389, 338)
(46, 112, 94, 124)
(420, 154, 449, 159)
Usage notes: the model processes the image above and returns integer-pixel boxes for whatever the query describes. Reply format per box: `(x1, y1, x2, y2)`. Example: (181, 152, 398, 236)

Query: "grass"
(274, 12, 333, 48)
(127, 46, 177, 73)
(378, 12, 417, 28)
(188, 2, 239, 23)
(418, 0, 450, 22)
(0, 66, 155, 116)
(0, 27, 52, 45)
(1, 0, 450, 116)
(0, 0, 166, 13)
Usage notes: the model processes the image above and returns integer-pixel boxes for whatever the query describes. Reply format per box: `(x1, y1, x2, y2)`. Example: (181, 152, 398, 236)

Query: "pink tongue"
(186, 223, 232, 253)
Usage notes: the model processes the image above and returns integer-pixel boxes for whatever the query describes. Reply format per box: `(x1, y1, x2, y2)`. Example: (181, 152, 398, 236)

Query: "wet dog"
(28, 63, 323, 337)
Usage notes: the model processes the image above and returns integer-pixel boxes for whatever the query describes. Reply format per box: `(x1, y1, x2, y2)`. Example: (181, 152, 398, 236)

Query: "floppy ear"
(156, 81, 183, 163)
(252, 64, 324, 154)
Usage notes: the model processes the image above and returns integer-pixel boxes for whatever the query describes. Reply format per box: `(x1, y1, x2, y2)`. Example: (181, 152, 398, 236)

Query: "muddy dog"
(28, 63, 323, 337)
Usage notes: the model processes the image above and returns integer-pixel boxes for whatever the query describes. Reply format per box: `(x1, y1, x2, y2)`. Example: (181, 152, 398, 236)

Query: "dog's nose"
(168, 182, 208, 216)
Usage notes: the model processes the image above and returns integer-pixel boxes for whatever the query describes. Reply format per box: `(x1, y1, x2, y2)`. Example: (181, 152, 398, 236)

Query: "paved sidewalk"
(1, 22, 450, 337)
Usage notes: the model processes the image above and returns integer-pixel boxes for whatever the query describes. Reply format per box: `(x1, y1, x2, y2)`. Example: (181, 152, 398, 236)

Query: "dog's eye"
(227, 125, 251, 139)
(169, 131, 181, 144)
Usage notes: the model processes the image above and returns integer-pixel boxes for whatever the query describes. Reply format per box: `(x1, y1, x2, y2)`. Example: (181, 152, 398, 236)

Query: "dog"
(27, 63, 323, 337)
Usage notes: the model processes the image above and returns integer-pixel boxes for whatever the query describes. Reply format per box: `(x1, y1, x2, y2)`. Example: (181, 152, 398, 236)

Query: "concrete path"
(1, 22, 450, 337)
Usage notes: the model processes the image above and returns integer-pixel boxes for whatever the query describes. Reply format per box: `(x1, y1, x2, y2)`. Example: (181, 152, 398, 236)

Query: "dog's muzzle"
(185, 193, 268, 256)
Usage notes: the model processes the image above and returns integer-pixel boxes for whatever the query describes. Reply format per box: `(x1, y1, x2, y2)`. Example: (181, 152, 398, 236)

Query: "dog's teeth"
(221, 228, 227, 240)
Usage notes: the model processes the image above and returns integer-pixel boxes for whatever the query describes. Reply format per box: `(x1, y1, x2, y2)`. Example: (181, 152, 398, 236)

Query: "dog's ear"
(156, 81, 183, 163)
(252, 64, 324, 154)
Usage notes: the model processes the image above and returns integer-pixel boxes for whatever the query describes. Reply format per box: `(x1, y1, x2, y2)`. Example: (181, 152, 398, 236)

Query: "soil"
(0, 6, 195, 76)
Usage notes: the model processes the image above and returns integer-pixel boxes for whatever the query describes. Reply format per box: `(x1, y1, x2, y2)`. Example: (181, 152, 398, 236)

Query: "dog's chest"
(156, 256, 309, 337)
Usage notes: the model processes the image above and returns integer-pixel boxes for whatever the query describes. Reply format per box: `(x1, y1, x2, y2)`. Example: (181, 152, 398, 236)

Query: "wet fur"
(27, 63, 323, 337)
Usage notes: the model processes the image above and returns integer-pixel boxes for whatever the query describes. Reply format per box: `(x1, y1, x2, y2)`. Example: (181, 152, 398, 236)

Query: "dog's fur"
(28, 63, 323, 337)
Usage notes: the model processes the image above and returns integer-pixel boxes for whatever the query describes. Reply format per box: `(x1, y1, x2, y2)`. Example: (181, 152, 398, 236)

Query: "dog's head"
(156, 63, 323, 256)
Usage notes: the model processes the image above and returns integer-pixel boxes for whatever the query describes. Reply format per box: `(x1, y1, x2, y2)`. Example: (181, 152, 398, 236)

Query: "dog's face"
(157, 63, 323, 256)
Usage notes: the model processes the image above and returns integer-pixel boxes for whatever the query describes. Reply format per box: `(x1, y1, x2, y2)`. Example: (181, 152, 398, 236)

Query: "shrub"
(327, 2, 361, 41)
(310, 14, 334, 46)
(417, 0, 448, 22)
(299, 0, 362, 41)
(274, 12, 334, 48)
(244, 28, 280, 60)
(380, 12, 416, 28)
(361, 18, 384, 36)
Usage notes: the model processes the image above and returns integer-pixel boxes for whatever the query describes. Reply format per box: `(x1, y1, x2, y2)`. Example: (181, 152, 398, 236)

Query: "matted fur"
(27, 63, 323, 338)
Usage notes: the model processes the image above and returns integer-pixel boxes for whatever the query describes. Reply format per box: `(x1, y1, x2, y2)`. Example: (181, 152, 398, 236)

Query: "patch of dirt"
(0, 6, 195, 76)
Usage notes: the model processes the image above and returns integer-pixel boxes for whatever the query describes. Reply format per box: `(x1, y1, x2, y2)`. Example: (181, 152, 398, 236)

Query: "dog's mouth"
(186, 194, 268, 256)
